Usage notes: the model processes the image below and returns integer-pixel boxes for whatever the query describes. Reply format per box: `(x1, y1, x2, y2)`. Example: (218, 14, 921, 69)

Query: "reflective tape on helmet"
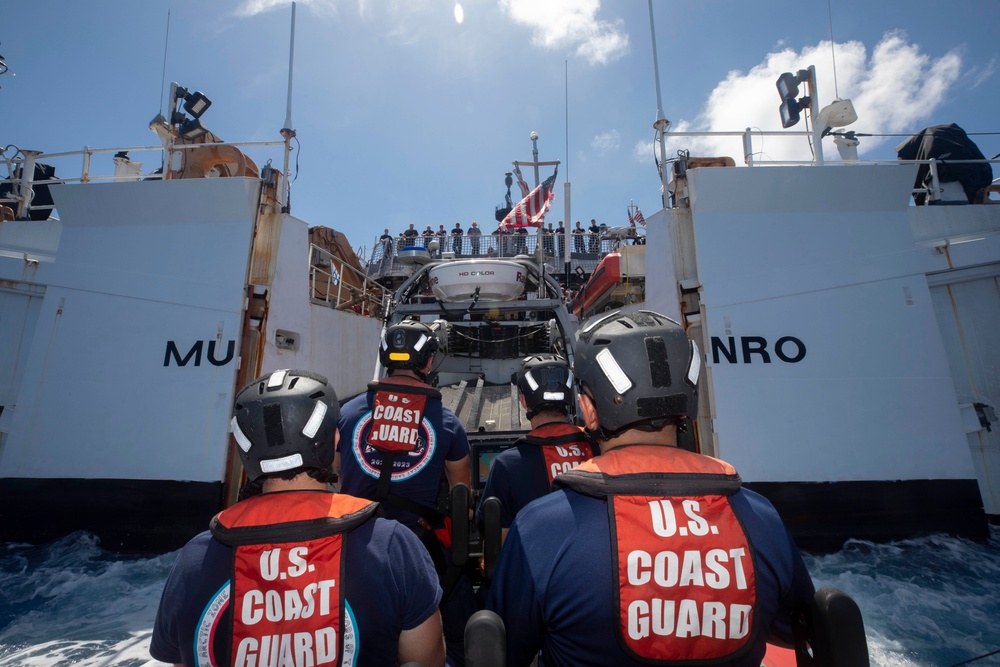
(267, 370, 287, 389)
(413, 334, 429, 351)
(687, 340, 701, 386)
(389, 352, 411, 361)
(231, 416, 252, 453)
(260, 453, 304, 473)
(524, 371, 540, 392)
(596, 348, 633, 394)
(543, 391, 565, 401)
(301, 401, 329, 439)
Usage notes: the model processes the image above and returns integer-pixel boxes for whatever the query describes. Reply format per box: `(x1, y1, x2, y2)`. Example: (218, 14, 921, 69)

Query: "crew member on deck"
(337, 321, 476, 666)
(573, 220, 586, 253)
(403, 223, 419, 245)
(487, 309, 815, 666)
(452, 222, 464, 255)
(588, 218, 601, 253)
(467, 221, 482, 255)
(476, 354, 597, 547)
(151, 370, 445, 667)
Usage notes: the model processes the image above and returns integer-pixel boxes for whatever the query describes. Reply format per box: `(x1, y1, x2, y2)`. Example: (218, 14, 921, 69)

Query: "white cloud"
(499, 0, 629, 65)
(592, 130, 620, 155)
(637, 33, 966, 164)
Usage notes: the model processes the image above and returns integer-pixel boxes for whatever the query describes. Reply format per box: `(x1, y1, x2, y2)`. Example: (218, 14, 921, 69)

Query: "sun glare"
(454, 3, 464, 25)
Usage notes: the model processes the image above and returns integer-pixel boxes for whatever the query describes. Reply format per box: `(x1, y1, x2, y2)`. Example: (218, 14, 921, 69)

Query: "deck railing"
(310, 243, 386, 317)
(0, 141, 284, 219)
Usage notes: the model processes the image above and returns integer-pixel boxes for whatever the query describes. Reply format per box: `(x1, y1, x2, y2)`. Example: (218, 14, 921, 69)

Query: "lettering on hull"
(710, 336, 806, 364)
(164, 340, 236, 367)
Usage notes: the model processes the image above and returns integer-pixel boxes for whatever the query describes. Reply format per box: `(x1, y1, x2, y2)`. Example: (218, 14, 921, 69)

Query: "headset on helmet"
(513, 354, 574, 419)
(380, 320, 439, 375)
(230, 369, 341, 483)
(574, 309, 700, 439)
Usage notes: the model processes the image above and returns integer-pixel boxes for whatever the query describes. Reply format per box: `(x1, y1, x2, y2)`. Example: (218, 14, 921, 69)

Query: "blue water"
(1, 529, 999, 666)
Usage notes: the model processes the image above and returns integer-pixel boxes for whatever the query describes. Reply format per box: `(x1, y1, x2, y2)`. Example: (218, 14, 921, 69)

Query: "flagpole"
(563, 60, 572, 291)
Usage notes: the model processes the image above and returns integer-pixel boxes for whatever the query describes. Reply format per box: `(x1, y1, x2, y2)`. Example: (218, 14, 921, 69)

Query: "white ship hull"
(642, 162, 998, 549)
(0, 168, 380, 552)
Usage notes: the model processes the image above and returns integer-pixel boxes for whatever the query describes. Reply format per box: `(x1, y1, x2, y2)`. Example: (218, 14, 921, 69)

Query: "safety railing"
(309, 243, 386, 317)
(0, 140, 284, 220)
(365, 231, 645, 278)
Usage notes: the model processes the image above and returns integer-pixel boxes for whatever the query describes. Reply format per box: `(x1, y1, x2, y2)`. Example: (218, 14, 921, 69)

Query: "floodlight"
(780, 98, 802, 129)
(776, 72, 800, 100)
(776, 70, 809, 129)
(178, 118, 209, 140)
(183, 90, 213, 119)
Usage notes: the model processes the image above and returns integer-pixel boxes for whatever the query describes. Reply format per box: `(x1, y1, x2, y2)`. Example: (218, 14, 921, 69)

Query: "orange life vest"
(211, 492, 378, 667)
(555, 445, 759, 664)
(520, 421, 597, 485)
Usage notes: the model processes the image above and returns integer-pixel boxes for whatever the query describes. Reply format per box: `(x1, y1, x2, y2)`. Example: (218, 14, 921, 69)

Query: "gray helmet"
(380, 320, 439, 373)
(574, 309, 700, 439)
(514, 354, 574, 418)
(230, 369, 340, 481)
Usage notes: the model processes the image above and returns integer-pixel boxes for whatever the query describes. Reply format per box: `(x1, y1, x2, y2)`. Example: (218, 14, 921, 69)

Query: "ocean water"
(1, 529, 999, 667)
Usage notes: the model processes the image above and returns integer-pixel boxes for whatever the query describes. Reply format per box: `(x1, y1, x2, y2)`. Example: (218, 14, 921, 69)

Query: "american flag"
(503, 167, 558, 228)
(513, 165, 531, 199)
(633, 207, 646, 227)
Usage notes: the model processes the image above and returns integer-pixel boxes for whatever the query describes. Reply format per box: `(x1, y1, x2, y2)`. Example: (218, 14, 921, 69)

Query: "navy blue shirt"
(476, 422, 597, 528)
(151, 513, 441, 666)
(338, 380, 470, 528)
(487, 463, 814, 666)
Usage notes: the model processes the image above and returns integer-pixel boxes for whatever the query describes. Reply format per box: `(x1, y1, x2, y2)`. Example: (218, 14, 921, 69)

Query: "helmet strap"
(237, 478, 265, 501)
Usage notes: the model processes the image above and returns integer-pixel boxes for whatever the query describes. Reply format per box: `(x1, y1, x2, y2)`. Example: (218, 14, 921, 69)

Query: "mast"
(280, 1, 297, 213)
(563, 60, 572, 288)
(647, 0, 671, 210)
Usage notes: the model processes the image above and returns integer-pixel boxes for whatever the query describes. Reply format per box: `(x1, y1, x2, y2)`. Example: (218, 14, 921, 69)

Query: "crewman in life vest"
(150, 370, 445, 667)
(487, 310, 815, 666)
(336, 320, 476, 666)
(476, 354, 598, 546)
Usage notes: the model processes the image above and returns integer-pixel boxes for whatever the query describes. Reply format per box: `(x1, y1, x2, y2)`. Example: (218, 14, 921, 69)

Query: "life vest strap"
(211, 493, 379, 546)
(555, 469, 742, 499)
(374, 451, 445, 525)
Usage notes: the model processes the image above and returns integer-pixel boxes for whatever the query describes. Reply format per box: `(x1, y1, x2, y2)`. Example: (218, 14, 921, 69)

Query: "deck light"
(776, 70, 811, 129)
(178, 118, 209, 140)
(182, 90, 213, 119)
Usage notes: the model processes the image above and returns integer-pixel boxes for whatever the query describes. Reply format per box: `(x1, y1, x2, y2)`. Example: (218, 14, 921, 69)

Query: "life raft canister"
(519, 422, 597, 484)
(211, 492, 379, 667)
(554, 446, 759, 665)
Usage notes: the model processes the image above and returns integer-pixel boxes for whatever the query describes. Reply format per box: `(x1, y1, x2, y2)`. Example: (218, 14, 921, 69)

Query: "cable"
(945, 647, 1000, 667)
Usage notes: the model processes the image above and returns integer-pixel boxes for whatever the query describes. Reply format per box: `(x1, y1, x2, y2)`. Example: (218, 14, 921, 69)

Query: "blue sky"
(4, 1, 998, 257)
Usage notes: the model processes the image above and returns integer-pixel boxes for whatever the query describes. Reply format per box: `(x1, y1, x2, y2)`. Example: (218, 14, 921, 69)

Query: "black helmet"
(514, 354, 574, 418)
(230, 369, 340, 482)
(380, 320, 439, 373)
(574, 309, 700, 439)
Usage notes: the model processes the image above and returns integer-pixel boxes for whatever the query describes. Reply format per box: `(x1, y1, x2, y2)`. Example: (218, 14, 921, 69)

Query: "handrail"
(309, 243, 385, 317)
(0, 140, 286, 217)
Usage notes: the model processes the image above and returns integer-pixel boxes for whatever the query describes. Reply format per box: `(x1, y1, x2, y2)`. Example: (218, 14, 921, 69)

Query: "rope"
(946, 648, 1000, 667)
(449, 325, 545, 345)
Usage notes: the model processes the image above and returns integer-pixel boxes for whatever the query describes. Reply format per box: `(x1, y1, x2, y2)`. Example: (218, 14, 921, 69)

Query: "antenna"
(563, 60, 572, 286)
(159, 10, 172, 117)
(827, 0, 840, 99)
(280, 2, 298, 213)
(646, 0, 670, 210)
